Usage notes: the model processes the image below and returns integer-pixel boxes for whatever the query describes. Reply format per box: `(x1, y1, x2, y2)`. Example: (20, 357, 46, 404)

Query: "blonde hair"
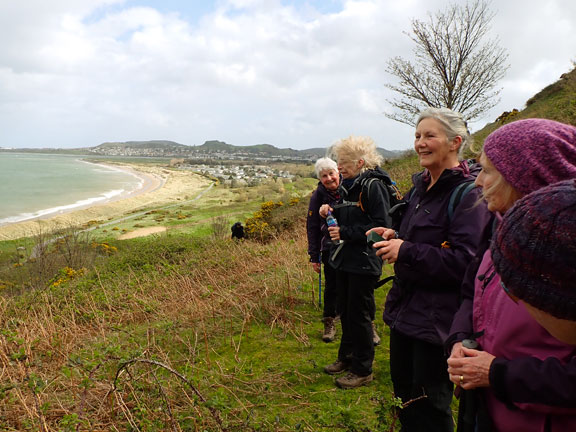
(328, 136, 383, 171)
(480, 153, 523, 211)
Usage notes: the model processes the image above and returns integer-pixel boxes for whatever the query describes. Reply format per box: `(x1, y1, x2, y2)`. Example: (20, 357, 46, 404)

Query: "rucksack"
(358, 176, 403, 213)
(333, 174, 403, 219)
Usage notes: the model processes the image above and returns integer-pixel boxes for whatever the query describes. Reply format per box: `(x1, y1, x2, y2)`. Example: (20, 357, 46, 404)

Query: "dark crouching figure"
(231, 222, 244, 239)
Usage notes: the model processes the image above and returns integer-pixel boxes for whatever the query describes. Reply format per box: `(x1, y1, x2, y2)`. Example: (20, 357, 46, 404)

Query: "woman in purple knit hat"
(447, 119, 576, 432)
(492, 179, 576, 345)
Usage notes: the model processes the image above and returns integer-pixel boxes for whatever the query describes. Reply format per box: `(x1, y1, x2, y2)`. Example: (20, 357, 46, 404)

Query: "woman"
(306, 157, 341, 342)
(370, 107, 492, 431)
(446, 119, 576, 432)
(319, 136, 393, 389)
(493, 179, 576, 345)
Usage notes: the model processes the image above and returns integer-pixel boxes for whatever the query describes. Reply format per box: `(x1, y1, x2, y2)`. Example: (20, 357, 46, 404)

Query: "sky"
(1, 0, 575, 151)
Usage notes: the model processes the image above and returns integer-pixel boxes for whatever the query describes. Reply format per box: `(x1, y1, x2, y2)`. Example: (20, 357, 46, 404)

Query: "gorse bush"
(244, 197, 304, 242)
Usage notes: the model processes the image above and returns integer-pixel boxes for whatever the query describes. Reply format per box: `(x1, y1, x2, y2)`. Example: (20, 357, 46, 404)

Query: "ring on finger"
(459, 375, 464, 384)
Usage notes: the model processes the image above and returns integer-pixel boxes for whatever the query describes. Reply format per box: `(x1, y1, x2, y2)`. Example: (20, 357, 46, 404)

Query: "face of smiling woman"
(414, 118, 460, 179)
(319, 169, 340, 191)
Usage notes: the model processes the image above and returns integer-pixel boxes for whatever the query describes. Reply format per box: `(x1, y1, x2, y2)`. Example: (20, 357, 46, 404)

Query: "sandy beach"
(0, 163, 213, 241)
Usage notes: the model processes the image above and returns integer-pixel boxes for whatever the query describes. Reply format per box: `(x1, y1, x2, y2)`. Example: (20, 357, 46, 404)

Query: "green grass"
(1, 157, 465, 431)
(0, 199, 409, 431)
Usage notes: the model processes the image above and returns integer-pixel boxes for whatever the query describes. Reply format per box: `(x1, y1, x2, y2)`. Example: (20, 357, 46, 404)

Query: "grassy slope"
(472, 65, 576, 149)
(0, 204, 400, 431)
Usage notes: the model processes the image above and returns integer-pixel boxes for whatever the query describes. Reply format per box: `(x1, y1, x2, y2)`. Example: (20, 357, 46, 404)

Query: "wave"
(0, 188, 127, 226)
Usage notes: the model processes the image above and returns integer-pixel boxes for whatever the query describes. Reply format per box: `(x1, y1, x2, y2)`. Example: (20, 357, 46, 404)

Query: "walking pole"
(318, 254, 323, 307)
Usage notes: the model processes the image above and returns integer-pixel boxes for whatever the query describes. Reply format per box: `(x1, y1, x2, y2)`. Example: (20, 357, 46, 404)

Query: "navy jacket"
(306, 181, 340, 263)
(330, 167, 393, 276)
(383, 161, 492, 346)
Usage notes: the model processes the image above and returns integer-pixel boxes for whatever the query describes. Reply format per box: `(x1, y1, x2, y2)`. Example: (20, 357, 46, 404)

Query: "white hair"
(314, 157, 338, 178)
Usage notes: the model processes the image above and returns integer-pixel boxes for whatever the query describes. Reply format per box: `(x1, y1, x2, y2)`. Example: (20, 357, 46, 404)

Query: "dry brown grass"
(0, 209, 317, 431)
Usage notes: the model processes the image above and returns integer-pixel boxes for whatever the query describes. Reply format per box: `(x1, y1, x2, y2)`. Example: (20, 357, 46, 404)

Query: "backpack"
(358, 176, 404, 214)
(333, 173, 403, 220)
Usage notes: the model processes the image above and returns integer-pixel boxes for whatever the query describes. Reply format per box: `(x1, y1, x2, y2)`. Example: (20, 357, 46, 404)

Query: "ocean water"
(0, 153, 143, 226)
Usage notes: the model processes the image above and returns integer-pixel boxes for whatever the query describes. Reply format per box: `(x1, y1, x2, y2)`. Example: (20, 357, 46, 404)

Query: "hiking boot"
(372, 321, 381, 346)
(322, 317, 337, 342)
(324, 360, 350, 375)
(336, 372, 374, 389)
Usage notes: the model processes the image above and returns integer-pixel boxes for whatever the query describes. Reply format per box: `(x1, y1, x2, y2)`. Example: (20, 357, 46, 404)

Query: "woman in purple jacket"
(447, 119, 576, 432)
(370, 108, 492, 431)
(306, 157, 341, 342)
(492, 179, 576, 345)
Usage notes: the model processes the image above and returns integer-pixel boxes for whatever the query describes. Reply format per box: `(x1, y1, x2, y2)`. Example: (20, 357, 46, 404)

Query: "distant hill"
(302, 147, 401, 160)
(472, 65, 576, 148)
(96, 140, 189, 150)
(86, 139, 402, 160)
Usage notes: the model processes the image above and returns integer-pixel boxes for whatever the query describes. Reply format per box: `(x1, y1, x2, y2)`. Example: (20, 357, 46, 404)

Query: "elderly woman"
(306, 157, 341, 342)
(370, 108, 492, 431)
(447, 119, 576, 432)
(493, 179, 576, 345)
(319, 136, 394, 389)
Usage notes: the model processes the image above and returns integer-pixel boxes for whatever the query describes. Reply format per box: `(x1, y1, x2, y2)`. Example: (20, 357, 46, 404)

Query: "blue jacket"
(383, 161, 492, 345)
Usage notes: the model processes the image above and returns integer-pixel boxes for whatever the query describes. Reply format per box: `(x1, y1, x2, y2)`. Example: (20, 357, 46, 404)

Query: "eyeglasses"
(500, 280, 519, 304)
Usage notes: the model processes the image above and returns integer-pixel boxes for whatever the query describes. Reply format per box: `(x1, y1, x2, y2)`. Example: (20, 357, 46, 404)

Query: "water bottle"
(326, 211, 341, 244)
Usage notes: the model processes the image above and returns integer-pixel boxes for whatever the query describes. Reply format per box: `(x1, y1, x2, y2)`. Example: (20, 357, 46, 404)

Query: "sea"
(0, 153, 143, 227)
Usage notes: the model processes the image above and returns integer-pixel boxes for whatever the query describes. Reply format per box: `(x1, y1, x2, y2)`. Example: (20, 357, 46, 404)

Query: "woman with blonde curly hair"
(319, 135, 395, 389)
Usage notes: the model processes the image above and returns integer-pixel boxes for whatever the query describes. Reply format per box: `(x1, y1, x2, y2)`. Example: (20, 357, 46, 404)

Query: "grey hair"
(417, 107, 472, 157)
(314, 157, 338, 178)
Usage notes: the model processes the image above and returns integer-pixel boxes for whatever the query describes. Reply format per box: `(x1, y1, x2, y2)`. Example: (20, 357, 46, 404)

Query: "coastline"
(0, 163, 212, 241)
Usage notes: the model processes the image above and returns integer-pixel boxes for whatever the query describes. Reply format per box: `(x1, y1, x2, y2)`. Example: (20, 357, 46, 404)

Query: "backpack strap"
(447, 181, 476, 221)
(375, 275, 395, 288)
(359, 175, 402, 212)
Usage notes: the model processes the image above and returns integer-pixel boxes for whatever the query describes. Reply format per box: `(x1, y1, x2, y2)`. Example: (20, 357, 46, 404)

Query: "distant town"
(0, 139, 402, 186)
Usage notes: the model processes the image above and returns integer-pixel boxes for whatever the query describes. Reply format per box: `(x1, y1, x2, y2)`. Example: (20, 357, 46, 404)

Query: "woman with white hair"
(306, 157, 341, 342)
(370, 108, 492, 431)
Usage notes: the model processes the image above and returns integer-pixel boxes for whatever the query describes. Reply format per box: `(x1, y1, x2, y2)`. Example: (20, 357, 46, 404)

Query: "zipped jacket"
(471, 250, 576, 432)
(383, 161, 492, 345)
(329, 167, 392, 276)
(306, 181, 340, 263)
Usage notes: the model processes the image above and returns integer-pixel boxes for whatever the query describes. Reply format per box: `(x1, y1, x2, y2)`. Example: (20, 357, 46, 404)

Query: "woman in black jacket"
(319, 135, 393, 389)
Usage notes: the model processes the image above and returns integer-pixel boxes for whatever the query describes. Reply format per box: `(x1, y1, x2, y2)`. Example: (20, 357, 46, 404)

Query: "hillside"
(472, 65, 576, 148)
(87, 140, 402, 160)
(0, 196, 399, 431)
(96, 140, 189, 149)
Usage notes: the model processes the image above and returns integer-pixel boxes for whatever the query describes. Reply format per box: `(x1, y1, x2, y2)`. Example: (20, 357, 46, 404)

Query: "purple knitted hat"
(492, 179, 576, 320)
(483, 118, 576, 195)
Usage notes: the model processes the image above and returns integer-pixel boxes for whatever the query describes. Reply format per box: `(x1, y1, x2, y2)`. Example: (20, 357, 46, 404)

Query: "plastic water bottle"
(326, 211, 341, 244)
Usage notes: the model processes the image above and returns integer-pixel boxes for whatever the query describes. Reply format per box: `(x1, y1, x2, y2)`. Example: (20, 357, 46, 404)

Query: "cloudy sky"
(1, 0, 574, 151)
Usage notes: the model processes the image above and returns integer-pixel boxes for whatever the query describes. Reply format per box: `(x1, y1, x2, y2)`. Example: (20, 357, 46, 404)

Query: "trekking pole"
(318, 254, 323, 308)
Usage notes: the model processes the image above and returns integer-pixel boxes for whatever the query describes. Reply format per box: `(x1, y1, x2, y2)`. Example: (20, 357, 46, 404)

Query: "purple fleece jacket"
(306, 181, 340, 263)
(469, 250, 576, 432)
(383, 161, 492, 346)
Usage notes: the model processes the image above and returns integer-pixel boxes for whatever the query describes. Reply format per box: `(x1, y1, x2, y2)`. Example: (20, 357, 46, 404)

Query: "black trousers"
(389, 329, 454, 432)
(321, 251, 338, 318)
(336, 270, 378, 376)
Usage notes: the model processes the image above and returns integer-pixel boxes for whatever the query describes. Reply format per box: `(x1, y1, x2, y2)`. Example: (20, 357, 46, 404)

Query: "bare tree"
(385, 0, 508, 125)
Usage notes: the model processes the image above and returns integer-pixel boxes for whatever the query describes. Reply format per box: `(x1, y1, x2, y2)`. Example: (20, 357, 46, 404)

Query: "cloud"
(0, 0, 575, 150)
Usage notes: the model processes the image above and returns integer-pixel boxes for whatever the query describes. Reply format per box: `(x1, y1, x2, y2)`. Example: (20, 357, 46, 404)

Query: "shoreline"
(0, 163, 212, 241)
